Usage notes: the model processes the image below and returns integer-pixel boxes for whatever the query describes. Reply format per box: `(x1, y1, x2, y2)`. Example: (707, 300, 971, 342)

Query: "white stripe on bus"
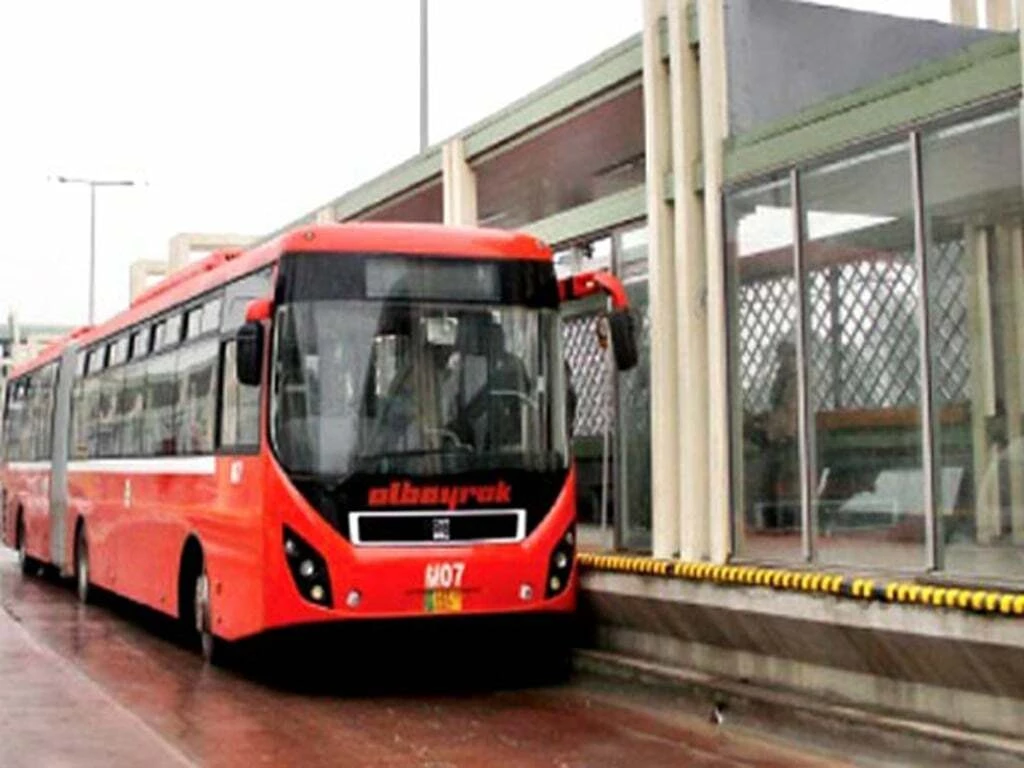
(67, 456, 217, 476)
(4, 461, 53, 471)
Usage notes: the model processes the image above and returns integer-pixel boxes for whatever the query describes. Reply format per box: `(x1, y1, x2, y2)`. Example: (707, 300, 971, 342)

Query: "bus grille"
(348, 509, 526, 546)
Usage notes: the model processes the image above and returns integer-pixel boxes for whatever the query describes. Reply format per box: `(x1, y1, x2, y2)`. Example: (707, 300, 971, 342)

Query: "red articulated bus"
(0, 223, 636, 662)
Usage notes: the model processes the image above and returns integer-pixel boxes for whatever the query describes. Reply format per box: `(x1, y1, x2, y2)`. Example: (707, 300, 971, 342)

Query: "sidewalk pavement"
(0, 565, 193, 768)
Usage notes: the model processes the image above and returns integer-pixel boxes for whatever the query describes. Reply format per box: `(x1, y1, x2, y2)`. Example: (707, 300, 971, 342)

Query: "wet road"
(0, 552, 850, 768)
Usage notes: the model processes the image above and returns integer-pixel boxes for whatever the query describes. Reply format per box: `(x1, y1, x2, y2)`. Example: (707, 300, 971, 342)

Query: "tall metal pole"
(911, 130, 942, 571)
(420, 0, 428, 152)
(54, 175, 136, 326)
(89, 183, 96, 326)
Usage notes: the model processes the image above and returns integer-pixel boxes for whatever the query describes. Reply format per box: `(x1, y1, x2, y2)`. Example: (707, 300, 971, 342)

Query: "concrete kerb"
(576, 552, 1024, 617)
(574, 647, 1024, 767)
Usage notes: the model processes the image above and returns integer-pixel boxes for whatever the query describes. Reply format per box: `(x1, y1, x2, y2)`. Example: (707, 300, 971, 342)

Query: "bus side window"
(97, 365, 125, 458)
(219, 340, 260, 451)
(71, 365, 88, 460)
(83, 372, 102, 459)
(4, 378, 25, 461)
(36, 364, 57, 461)
(221, 268, 273, 333)
(118, 358, 147, 457)
(176, 338, 218, 455)
(19, 375, 34, 461)
(143, 349, 180, 457)
(0, 381, 10, 461)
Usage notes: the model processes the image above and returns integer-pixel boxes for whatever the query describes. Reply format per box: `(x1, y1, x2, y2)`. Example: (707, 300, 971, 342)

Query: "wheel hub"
(76, 534, 90, 603)
(194, 573, 210, 635)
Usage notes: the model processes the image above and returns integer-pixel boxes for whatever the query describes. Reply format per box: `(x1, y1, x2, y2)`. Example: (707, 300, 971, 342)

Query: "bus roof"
(6, 222, 552, 380)
(279, 222, 551, 263)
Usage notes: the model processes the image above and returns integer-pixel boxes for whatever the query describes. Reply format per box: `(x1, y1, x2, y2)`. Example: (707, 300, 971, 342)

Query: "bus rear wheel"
(75, 525, 92, 604)
(16, 515, 37, 577)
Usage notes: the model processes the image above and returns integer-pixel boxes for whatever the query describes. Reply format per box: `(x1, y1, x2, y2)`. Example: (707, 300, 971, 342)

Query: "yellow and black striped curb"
(576, 552, 1024, 617)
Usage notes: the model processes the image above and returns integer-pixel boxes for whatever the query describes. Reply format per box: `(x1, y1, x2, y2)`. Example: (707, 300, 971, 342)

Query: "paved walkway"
(0, 565, 192, 768)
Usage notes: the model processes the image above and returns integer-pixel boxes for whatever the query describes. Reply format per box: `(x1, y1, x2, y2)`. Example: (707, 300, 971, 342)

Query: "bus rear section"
(246, 248, 580, 631)
(1, 358, 65, 574)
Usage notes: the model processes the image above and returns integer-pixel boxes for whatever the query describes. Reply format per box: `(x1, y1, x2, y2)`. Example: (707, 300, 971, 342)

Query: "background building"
(1, 316, 75, 377)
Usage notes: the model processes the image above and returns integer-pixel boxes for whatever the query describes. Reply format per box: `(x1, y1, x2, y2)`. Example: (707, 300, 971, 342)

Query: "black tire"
(511, 616, 574, 686)
(16, 516, 37, 577)
(75, 525, 93, 605)
(534, 639, 573, 684)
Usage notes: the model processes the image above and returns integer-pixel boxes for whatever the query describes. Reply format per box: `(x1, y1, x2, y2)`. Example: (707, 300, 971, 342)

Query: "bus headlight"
(283, 526, 333, 608)
(545, 524, 576, 598)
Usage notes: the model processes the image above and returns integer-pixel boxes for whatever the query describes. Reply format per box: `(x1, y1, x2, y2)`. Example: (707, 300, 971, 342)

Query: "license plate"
(424, 589, 462, 613)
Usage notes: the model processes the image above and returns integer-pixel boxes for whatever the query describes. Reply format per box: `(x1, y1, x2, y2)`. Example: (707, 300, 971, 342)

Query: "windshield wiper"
(355, 447, 464, 462)
(353, 447, 479, 473)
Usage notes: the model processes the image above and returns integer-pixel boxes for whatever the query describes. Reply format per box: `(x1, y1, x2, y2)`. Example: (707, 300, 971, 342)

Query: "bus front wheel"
(188, 556, 229, 665)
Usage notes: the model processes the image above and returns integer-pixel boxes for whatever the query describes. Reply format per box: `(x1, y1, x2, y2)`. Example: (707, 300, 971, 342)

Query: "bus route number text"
(424, 562, 465, 589)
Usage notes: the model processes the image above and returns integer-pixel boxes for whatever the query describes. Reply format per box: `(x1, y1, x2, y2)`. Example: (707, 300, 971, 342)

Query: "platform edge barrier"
(576, 552, 1024, 617)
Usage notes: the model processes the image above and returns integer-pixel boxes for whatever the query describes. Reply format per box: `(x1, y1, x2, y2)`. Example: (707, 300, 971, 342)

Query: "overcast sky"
(0, 0, 957, 328)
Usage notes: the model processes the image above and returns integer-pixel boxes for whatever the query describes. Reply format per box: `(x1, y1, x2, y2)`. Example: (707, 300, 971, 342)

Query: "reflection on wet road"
(0, 553, 849, 767)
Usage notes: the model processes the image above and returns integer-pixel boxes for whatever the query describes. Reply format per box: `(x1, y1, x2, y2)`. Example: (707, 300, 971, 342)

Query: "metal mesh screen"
(929, 239, 969, 403)
(737, 239, 968, 412)
(738, 278, 797, 413)
(562, 312, 610, 437)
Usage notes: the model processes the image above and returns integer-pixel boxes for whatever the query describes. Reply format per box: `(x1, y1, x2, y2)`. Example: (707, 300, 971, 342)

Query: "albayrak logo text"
(367, 480, 512, 510)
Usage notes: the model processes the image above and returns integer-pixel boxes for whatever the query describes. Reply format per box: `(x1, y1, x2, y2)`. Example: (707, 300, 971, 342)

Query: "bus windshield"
(270, 299, 569, 477)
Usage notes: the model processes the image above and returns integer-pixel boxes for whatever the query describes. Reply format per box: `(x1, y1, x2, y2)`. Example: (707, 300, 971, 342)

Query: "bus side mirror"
(237, 321, 264, 387)
(608, 308, 638, 371)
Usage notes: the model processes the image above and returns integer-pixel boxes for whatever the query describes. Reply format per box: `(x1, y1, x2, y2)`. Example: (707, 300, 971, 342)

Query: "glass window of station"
(726, 102, 1024, 582)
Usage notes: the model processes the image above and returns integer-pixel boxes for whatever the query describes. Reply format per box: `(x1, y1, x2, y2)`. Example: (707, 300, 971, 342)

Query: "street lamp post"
(420, 0, 428, 152)
(55, 176, 136, 325)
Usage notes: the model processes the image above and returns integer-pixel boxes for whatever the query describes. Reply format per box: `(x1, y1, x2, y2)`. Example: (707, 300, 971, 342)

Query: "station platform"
(576, 552, 1024, 744)
(0, 559, 191, 768)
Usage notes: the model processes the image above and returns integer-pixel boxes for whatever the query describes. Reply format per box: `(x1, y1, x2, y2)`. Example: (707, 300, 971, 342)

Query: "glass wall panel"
(922, 108, 1024, 580)
(617, 225, 651, 552)
(801, 141, 926, 569)
(725, 175, 802, 561)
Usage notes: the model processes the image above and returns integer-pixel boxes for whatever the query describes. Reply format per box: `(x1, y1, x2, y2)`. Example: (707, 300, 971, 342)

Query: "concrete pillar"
(9, 312, 19, 349)
(965, 225, 1000, 543)
(986, 0, 1015, 29)
(951, 0, 980, 25)
(642, 0, 682, 559)
(168, 233, 255, 271)
(698, 0, 732, 563)
(666, 0, 710, 561)
(129, 260, 168, 303)
(441, 139, 477, 226)
(168, 234, 191, 271)
(2, 312, 16, 380)
(1011, 223, 1024, 541)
